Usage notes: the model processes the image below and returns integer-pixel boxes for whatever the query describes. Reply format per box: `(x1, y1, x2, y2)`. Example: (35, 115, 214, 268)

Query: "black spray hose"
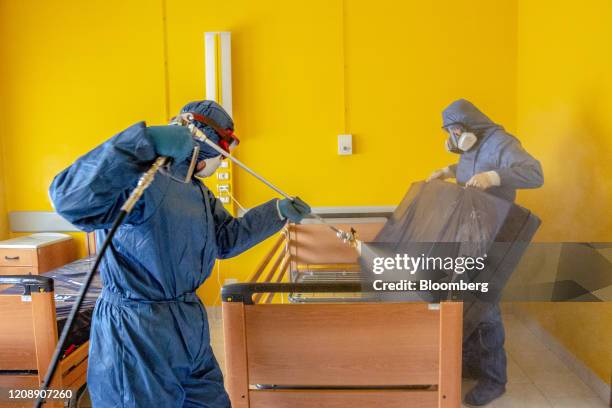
(34, 157, 167, 407)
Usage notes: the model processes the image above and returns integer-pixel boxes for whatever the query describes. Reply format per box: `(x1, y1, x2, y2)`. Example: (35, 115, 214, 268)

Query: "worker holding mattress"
(428, 99, 543, 406)
(49, 100, 310, 408)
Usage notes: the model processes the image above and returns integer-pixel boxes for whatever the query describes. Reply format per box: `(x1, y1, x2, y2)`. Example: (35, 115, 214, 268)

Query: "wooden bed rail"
(221, 283, 462, 408)
(247, 222, 384, 303)
(247, 230, 290, 304)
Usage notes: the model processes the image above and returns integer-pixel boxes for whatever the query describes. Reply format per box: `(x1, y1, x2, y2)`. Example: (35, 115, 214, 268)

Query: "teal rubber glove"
(277, 197, 311, 223)
(146, 125, 194, 163)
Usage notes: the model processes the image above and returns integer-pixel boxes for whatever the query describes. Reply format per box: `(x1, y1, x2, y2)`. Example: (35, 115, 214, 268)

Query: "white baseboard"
(9, 211, 79, 232)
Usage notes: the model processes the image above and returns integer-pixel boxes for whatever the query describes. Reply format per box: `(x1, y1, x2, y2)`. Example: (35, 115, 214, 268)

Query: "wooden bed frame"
(222, 220, 463, 407)
(0, 230, 97, 408)
(0, 276, 88, 408)
(222, 284, 462, 408)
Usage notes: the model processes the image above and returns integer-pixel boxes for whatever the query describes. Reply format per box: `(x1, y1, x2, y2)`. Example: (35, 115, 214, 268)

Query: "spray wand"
(183, 116, 360, 249)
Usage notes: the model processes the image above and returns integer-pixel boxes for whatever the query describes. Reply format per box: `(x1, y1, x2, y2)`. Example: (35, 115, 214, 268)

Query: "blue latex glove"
(277, 197, 311, 223)
(146, 125, 194, 163)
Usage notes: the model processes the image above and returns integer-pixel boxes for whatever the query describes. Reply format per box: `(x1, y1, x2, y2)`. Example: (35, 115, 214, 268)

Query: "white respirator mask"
(445, 129, 477, 154)
(195, 155, 222, 178)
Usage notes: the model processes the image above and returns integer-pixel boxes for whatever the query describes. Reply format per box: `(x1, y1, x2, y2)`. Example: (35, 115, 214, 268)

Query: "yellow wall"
(516, 0, 612, 385)
(517, 0, 612, 242)
(0, 0, 169, 249)
(344, 0, 518, 200)
(0, 100, 7, 239)
(0, 18, 10, 239)
(0, 135, 7, 239)
(0, 0, 168, 212)
(164, 0, 518, 208)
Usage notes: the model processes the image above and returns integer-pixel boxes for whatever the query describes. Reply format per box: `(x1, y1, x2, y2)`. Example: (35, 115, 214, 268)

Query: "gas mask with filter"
(445, 124, 477, 154)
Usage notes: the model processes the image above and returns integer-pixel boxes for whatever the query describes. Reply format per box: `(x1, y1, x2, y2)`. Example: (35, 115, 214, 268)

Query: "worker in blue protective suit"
(427, 99, 543, 406)
(49, 100, 310, 408)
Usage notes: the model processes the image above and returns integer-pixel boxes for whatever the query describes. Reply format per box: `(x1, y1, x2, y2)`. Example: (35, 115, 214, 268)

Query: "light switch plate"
(338, 134, 352, 155)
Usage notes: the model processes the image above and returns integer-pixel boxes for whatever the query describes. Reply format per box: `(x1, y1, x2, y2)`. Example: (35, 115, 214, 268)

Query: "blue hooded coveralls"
(442, 99, 543, 386)
(49, 122, 285, 407)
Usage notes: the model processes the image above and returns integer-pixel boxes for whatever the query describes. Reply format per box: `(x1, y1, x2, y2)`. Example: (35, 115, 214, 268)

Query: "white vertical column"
(219, 32, 233, 116)
(204, 32, 232, 116)
(204, 32, 235, 215)
(204, 32, 218, 102)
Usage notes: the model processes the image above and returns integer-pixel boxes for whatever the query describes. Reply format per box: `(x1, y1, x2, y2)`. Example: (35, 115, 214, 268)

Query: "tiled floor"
(208, 309, 609, 408)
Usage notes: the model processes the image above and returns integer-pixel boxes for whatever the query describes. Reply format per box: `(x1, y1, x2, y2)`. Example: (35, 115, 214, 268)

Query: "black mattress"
(1, 256, 102, 356)
(360, 180, 541, 336)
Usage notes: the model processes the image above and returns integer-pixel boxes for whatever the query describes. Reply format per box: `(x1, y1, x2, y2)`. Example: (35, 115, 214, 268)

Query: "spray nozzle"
(336, 227, 360, 248)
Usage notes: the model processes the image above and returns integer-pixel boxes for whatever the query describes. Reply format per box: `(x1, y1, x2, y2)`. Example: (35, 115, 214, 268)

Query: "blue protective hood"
(442, 99, 502, 135)
(180, 100, 234, 160)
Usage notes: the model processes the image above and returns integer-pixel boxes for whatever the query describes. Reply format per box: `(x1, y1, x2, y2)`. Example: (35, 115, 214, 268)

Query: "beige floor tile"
(209, 317, 227, 374)
(507, 354, 532, 384)
(533, 372, 597, 399)
(505, 326, 551, 354)
(488, 383, 552, 408)
(510, 350, 574, 375)
(463, 380, 552, 407)
(547, 396, 610, 408)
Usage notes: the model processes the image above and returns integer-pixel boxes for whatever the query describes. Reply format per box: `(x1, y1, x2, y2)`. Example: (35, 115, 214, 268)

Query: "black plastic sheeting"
(360, 180, 540, 336)
(1, 256, 102, 356)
